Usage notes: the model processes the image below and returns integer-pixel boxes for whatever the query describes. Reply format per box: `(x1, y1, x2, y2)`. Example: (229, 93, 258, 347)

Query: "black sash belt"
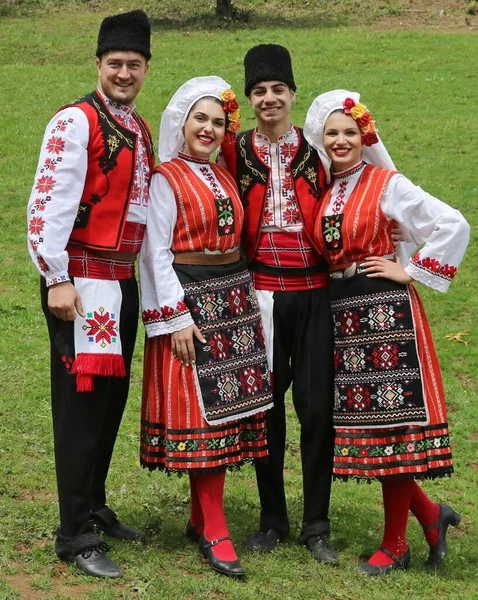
(249, 260, 329, 277)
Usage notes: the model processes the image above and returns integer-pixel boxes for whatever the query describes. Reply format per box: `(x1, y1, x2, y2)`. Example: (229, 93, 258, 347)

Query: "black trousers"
(254, 286, 335, 541)
(41, 277, 139, 540)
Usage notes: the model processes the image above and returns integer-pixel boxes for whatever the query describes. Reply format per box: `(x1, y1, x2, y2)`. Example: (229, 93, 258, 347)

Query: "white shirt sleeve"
(139, 173, 194, 337)
(26, 107, 89, 286)
(382, 174, 470, 292)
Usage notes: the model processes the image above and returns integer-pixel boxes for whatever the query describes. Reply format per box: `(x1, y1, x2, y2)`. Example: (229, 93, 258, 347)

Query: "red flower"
(223, 99, 239, 112)
(361, 131, 379, 147)
(37, 256, 50, 273)
(142, 308, 161, 323)
(283, 207, 300, 224)
(343, 98, 356, 114)
(356, 112, 372, 127)
(84, 310, 118, 345)
(29, 216, 45, 235)
(35, 175, 56, 194)
(46, 136, 65, 154)
(280, 143, 298, 158)
(440, 264, 457, 279)
(360, 448, 369, 457)
(257, 145, 269, 161)
(421, 257, 441, 272)
(282, 174, 294, 190)
(199, 441, 207, 450)
(161, 305, 175, 317)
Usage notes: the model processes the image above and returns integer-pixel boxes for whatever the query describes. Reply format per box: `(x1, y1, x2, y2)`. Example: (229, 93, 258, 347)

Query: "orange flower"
(228, 119, 241, 133)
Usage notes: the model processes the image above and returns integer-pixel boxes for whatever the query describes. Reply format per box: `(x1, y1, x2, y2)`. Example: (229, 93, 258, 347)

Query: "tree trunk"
(216, 0, 234, 17)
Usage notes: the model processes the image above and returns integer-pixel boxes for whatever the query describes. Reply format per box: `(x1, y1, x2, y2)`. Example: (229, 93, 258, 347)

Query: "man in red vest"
(26, 10, 154, 578)
(220, 44, 338, 563)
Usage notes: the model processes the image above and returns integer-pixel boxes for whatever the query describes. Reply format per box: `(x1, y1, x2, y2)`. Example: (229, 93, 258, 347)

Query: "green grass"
(1, 2, 477, 599)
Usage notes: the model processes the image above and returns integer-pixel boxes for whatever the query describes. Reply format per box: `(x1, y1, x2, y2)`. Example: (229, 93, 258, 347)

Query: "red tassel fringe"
(71, 353, 126, 392)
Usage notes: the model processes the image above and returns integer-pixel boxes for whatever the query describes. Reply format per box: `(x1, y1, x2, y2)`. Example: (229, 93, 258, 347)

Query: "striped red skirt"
(330, 275, 452, 480)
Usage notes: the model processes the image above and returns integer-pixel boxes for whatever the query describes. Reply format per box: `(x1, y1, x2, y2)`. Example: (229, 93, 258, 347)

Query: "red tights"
(368, 478, 440, 567)
(189, 471, 237, 561)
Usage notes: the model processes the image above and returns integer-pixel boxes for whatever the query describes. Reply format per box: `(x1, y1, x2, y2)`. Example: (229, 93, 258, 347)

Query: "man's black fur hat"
(96, 10, 151, 61)
(244, 44, 296, 96)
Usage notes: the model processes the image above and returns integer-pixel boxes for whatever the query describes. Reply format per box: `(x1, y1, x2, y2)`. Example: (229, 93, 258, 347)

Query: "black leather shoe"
(64, 543, 124, 578)
(306, 534, 339, 563)
(359, 546, 411, 576)
(246, 528, 284, 552)
(186, 521, 203, 544)
(91, 507, 148, 543)
(425, 504, 461, 570)
(199, 535, 246, 579)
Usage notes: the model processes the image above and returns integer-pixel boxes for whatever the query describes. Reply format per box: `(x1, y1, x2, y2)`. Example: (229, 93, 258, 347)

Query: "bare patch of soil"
(4, 570, 95, 600)
(374, 0, 478, 32)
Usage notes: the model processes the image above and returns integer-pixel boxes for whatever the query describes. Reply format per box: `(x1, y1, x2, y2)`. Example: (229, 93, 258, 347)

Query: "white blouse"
(140, 160, 233, 338)
(326, 162, 470, 293)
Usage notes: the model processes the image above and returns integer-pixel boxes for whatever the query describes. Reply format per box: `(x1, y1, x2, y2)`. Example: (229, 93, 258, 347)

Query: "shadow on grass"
(150, 11, 347, 32)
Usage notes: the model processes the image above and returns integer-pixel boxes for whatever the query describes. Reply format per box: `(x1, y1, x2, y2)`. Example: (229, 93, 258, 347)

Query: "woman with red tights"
(304, 89, 469, 575)
(139, 77, 273, 579)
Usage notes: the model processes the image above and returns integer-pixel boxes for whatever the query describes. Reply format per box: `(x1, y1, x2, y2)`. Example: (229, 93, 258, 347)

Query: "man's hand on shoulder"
(48, 281, 85, 321)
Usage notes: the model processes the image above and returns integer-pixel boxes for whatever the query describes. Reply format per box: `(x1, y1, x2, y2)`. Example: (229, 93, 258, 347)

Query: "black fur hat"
(96, 10, 151, 61)
(244, 44, 296, 96)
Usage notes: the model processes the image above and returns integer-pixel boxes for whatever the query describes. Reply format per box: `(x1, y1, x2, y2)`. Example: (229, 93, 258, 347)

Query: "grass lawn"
(0, 1, 477, 598)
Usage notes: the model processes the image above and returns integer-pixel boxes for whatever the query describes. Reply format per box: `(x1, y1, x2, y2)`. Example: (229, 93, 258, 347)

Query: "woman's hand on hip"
(171, 325, 206, 366)
(361, 256, 414, 285)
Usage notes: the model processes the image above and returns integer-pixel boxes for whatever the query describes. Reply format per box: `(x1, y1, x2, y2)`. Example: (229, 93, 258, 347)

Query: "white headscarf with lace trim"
(303, 89, 396, 183)
(158, 76, 231, 163)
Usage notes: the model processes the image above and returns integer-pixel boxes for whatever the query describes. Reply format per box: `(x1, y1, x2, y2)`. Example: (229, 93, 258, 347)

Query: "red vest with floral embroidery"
(156, 159, 244, 252)
(314, 165, 398, 267)
(220, 127, 326, 261)
(64, 91, 154, 251)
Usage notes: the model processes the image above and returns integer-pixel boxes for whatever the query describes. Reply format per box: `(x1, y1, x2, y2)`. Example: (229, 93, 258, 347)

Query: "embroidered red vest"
(314, 165, 398, 267)
(64, 91, 154, 251)
(220, 127, 326, 261)
(156, 159, 244, 252)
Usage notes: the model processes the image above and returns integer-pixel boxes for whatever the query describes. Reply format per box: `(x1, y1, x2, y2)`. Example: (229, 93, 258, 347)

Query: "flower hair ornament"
(303, 89, 396, 184)
(159, 76, 241, 163)
(220, 88, 241, 143)
(342, 97, 379, 147)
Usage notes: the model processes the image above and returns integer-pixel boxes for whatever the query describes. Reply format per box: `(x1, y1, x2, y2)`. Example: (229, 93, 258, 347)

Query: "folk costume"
(139, 77, 273, 577)
(304, 89, 470, 573)
(219, 44, 336, 546)
(26, 10, 153, 563)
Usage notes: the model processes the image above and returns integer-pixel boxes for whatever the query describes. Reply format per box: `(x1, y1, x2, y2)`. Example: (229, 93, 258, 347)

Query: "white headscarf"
(158, 76, 231, 163)
(303, 89, 396, 183)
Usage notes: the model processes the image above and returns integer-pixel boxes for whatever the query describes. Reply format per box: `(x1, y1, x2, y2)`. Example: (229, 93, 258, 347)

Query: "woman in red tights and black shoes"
(304, 89, 469, 575)
(139, 77, 273, 579)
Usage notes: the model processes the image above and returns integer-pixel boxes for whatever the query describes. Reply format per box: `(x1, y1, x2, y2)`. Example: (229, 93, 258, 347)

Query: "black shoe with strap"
(91, 506, 148, 543)
(246, 527, 285, 552)
(359, 546, 411, 576)
(199, 535, 246, 579)
(185, 520, 203, 544)
(424, 504, 461, 570)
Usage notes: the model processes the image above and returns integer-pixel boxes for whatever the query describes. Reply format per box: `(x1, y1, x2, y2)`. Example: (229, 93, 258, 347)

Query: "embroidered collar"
(255, 124, 295, 144)
(333, 160, 366, 180)
(97, 88, 135, 117)
(178, 151, 210, 165)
